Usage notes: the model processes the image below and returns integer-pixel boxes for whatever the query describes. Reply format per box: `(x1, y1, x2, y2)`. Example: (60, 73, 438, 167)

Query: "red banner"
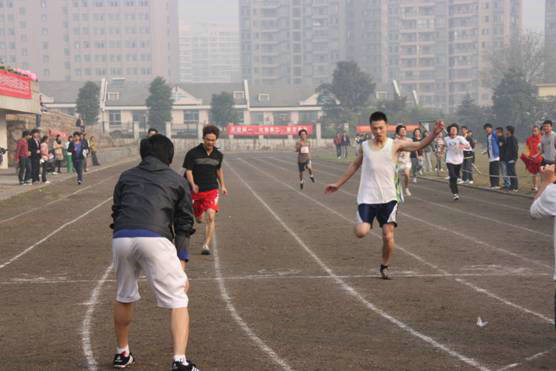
(0, 69, 32, 99)
(227, 124, 314, 137)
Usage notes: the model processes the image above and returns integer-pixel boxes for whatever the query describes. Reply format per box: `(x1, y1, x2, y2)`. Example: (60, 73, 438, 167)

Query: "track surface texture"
(1, 152, 555, 370)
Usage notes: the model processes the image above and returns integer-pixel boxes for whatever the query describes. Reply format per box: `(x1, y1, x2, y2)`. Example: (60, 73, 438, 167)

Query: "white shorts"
(398, 162, 412, 172)
(112, 237, 189, 308)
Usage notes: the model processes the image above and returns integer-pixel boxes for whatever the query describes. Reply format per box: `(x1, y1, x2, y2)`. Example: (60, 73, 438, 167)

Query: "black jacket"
(28, 138, 40, 159)
(505, 135, 519, 162)
(67, 140, 87, 160)
(111, 156, 195, 243)
(498, 136, 508, 161)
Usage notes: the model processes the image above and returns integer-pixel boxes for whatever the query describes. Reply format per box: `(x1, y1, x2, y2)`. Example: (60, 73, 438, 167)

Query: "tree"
(210, 92, 238, 126)
(75, 81, 100, 126)
(146, 77, 173, 134)
(455, 94, 484, 131)
(492, 68, 538, 136)
(317, 61, 375, 124)
(483, 31, 545, 90)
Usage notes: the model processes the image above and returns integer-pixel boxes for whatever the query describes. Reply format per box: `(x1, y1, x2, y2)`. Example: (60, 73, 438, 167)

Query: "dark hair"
(40, 135, 48, 143)
(22, 130, 29, 137)
(495, 127, 504, 132)
(73, 131, 81, 137)
(532, 125, 540, 130)
(412, 128, 422, 138)
(298, 129, 308, 136)
(395, 125, 406, 135)
(483, 123, 492, 129)
(31, 128, 40, 135)
(447, 123, 459, 132)
(461, 126, 468, 130)
(370, 111, 388, 124)
(543, 120, 553, 127)
(140, 134, 174, 165)
(147, 127, 158, 134)
(506, 125, 515, 135)
(203, 125, 220, 139)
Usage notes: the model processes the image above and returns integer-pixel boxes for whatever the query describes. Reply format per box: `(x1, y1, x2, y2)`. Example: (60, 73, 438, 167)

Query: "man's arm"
(217, 168, 228, 195)
(397, 120, 444, 153)
(175, 183, 196, 262)
(185, 169, 198, 194)
(325, 151, 363, 193)
(110, 179, 123, 230)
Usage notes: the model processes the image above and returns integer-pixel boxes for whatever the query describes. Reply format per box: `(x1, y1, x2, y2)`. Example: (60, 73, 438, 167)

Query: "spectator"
(497, 127, 511, 189)
(39, 135, 50, 184)
(461, 126, 475, 184)
(82, 132, 90, 173)
(53, 135, 64, 174)
(68, 131, 86, 185)
(90, 136, 100, 166)
(333, 132, 342, 159)
(419, 122, 433, 173)
(541, 120, 556, 166)
(147, 127, 159, 137)
(64, 133, 74, 173)
(433, 132, 446, 176)
(529, 164, 556, 331)
(28, 129, 41, 184)
(15, 130, 31, 185)
(505, 125, 519, 192)
(520, 125, 542, 192)
(483, 123, 500, 189)
(410, 128, 424, 183)
(341, 132, 351, 159)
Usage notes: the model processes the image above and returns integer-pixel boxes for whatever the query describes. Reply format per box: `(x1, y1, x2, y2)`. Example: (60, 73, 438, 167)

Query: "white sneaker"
(444, 176, 450, 180)
(457, 179, 463, 184)
(490, 186, 500, 190)
(412, 178, 417, 183)
(405, 189, 412, 197)
(453, 194, 460, 201)
(468, 181, 474, 185)
(43, 180, 50, 184)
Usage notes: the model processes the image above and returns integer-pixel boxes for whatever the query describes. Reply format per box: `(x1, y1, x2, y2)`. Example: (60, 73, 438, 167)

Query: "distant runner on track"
(325, 112, 444, 279)
(296, 128, 315, 190)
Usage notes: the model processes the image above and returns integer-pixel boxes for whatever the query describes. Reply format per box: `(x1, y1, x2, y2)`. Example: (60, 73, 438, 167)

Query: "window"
(184, 110, 199, 124)
(273, 112, 290, 125)
(258, 93, 270, 102)
(109, 111, 121, 126)
(233, 91, 245, 103)
(107, 92, 120, 101)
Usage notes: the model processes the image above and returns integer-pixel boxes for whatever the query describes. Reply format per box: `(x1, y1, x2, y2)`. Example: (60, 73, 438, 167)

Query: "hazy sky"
(179, 0, 545, 33)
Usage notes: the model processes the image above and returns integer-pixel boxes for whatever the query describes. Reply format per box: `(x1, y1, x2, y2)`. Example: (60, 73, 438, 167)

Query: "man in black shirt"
(183, 125, 228, 256)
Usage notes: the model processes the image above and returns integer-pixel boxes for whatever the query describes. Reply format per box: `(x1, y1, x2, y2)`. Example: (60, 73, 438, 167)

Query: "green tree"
(455, 94, 484, 131)
(75, 81, 100, 126)
(210, 92, 238, 126)
(317, 61, 375, 124)
(492, 68, 537, 134)
(146, 77, 173, 134)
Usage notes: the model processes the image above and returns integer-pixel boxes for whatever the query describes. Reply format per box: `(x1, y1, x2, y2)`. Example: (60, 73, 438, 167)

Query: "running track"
(0, 152, 555, 370)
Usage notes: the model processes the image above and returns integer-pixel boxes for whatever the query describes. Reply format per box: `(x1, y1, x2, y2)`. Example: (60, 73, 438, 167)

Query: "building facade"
(179, 23, 241, 83)
(546, 0, 556, 82)
(0, 0, 179, 82)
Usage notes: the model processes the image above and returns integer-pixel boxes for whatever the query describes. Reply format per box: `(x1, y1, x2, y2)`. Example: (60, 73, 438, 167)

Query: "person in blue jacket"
(483, 123, 500, 189)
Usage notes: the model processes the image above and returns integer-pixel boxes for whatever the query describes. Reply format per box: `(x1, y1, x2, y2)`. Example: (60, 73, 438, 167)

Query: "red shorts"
(192, 189, 219, 219)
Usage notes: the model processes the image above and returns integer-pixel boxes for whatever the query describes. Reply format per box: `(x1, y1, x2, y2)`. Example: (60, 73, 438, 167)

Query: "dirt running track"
(1, 152, 555, 370)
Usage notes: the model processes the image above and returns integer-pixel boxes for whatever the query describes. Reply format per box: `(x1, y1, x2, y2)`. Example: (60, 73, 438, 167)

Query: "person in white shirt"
(395, 125, 413, 197)
(325, 112, 444, 279)
(529, 164, 556, 330)
(444, 124, 471, 201)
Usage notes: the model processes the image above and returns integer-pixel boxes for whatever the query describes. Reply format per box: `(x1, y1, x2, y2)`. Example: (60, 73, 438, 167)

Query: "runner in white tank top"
(326, 112, 444, 279)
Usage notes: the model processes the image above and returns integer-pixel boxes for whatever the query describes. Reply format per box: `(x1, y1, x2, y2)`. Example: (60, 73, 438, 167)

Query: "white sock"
(173, 355, 187, 364)
(116, 345, 129, 355)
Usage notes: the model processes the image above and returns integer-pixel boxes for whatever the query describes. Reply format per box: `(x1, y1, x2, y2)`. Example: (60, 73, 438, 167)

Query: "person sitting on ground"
(110, 134, 198, 370)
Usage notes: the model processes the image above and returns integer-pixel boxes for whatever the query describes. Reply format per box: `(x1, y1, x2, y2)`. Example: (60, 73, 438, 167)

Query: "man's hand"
(221, 186, 228, 195)
(540, 165, 556, 184)
(325, 184, 339, 194)
(432, 120, 445, 135)
(192, 184, 199, 194)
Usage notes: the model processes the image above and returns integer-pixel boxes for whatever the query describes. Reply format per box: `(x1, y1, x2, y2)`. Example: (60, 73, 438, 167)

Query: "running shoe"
(310, 175, 315, 183)
(444, 176, 450, 180)
(405, 189, 412, 197)
(490, 186, 501, 190)
(379, 264, 391, 280)
(113, 352, 135, 369)
(453, 194, 460, 201)
(468, 181, 474, 185)
(172, 360, 200, 371)
(412, 178, 417, 183)
(300, 181, 304, 190)
(78, 180, 82, 185)
(43, 180, 51, 184)
(457, 179, 463, 184)
(201, 246, 211, 256)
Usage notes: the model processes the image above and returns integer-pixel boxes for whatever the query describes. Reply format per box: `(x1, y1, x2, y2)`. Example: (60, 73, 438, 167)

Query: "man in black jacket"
(110, 134, 199, 371)
(505, 125, 519, 191)
(67, 132, 86, 185)
(27, 129, 41, 184)
(497, 127, 511, 189)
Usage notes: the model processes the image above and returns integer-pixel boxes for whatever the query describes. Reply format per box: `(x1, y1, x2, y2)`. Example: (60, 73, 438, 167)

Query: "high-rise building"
(0, 0, 179, 82)
(179, 23, 241, 83)
(546, 0, 556, 82)
(239, 0, 347, 86)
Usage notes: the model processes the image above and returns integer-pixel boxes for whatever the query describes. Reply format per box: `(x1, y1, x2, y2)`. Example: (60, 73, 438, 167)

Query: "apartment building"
(546, 0, 556, 82)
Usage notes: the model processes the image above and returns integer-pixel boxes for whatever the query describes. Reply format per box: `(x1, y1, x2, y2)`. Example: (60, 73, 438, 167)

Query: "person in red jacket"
(15, 130, 31, 185)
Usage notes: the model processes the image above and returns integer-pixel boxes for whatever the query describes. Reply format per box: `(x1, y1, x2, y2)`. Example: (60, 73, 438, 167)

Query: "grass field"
(314, 143, 538, 196)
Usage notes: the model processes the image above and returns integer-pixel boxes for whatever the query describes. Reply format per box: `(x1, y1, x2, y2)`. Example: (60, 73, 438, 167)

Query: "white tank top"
(357, 138, 397, 205)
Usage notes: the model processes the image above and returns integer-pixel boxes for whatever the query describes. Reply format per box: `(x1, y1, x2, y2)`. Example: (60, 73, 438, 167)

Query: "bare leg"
(354, 223, 371, 238)
(180, 261, 190, 293)
(170, 307, 190, 356)
(114, 301, 134, 348)
(382, 224, 395, 266)
(203, 209, 216, 248)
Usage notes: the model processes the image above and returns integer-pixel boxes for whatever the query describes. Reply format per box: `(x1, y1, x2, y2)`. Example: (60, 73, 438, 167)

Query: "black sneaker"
(310, 176, 315, 183)
(380, 264, 391, 280)
(300, 182, 304, 190)
(201, 246, 211, 256)
(113, 352, 134, 368)
(172, 360, 200, 371)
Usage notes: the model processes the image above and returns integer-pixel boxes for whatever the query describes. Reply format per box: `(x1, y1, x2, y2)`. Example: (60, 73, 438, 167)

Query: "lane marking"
(242, 159, 555, 326)
(497, 346, 556, 370)
(228, 161, 490, 371)
(0, 196, 113, 270)
(81, 264, 113, 371)
(212, 234, 294, 371)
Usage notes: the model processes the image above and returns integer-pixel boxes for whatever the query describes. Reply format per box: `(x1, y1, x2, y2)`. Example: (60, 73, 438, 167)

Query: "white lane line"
(0, 196, 113, 270)
(1, 271, 551, 285)
(261, 157, 552, 270)
(81, 264, 113, 371)
(497, 346, 556, 370)
(0, 175, 116, 225)
(284, 157, 549, 239)
(243, 159, 555, 326)
(228, 161, 490, 371)
(212, 234, 294, 371)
